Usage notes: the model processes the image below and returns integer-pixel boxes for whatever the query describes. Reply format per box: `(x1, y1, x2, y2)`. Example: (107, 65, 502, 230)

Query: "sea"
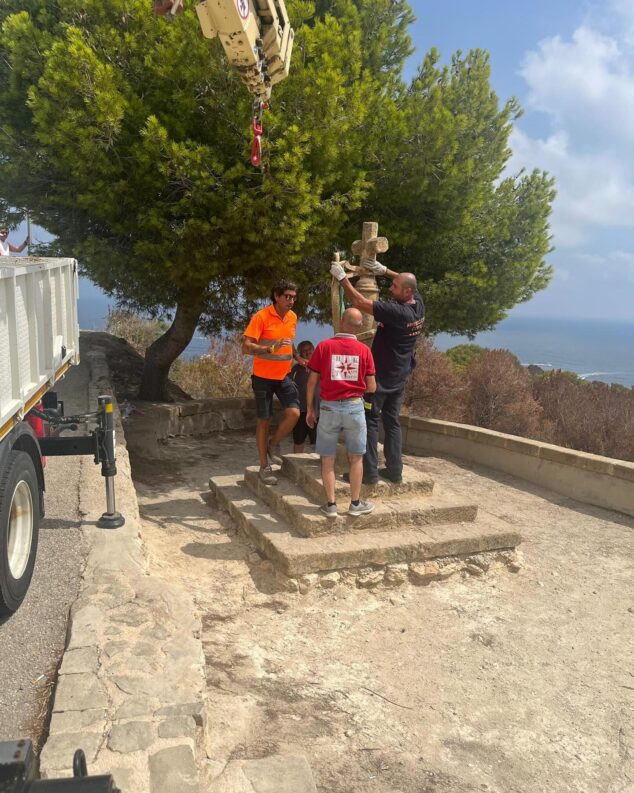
(78, 289, 634, 389)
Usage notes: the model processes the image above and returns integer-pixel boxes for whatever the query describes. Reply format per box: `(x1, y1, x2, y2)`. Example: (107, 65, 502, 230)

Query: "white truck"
(0, 257, 123, 615)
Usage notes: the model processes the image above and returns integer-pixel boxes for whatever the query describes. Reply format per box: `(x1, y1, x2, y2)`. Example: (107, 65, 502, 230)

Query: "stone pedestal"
(209, 449, 521, 586)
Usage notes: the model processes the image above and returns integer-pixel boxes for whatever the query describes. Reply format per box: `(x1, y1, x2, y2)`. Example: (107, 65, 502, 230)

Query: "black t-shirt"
(371, 292, 425, 390)
(290, 363, 320, 411)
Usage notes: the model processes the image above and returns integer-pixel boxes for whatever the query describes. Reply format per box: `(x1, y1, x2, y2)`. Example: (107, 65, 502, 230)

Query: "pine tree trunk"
(138, 299, 203, 401)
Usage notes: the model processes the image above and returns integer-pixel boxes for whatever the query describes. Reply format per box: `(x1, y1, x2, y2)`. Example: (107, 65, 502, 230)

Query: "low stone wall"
(138, 397, 259, 437)
(128, 397, 634, 518)
(123, 397, 260, 459)
(402, 416, 634, 517)
(126, 397, 282, 457)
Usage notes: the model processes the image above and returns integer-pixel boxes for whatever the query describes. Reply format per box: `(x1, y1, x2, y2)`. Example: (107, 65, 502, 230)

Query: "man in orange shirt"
(242, 280, 302, 484)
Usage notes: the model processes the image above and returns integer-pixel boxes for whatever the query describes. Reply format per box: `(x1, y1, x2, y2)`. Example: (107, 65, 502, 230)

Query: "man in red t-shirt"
(306, 308, 376, 518)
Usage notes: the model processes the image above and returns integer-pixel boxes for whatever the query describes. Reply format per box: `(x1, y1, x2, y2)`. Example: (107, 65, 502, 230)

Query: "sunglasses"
(282, 294, 297, 300)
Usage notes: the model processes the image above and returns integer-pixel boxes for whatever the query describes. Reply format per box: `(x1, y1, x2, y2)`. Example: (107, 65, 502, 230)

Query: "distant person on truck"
(305, 308, 377, 518)
(289, 340, 319, 453)
(0, 227, 29, 256)
(242, 280, 301, 485)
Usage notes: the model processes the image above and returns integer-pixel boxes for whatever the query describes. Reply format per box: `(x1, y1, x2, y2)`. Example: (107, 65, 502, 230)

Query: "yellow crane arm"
(154, 0, 294, 101)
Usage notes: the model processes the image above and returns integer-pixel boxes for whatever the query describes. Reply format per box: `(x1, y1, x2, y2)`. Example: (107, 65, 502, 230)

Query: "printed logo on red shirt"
(331, 354, 360, 381)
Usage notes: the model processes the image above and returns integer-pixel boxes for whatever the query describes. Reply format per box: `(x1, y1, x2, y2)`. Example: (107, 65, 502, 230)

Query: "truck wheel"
(0, 451, 40, 615)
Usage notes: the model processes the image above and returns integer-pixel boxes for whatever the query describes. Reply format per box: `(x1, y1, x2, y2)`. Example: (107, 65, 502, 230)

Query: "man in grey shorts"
(305, 309, 377, 518)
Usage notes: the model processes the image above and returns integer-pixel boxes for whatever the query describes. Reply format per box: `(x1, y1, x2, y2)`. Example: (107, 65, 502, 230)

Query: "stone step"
(243, 465, 477, 538)
(208, 474, 521, 577)
(282, 452, 435, 502)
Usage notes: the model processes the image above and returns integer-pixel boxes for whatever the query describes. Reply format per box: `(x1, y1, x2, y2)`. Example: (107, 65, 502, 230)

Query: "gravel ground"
(0, 365, 88, 748)
(128, 429, 634, 793)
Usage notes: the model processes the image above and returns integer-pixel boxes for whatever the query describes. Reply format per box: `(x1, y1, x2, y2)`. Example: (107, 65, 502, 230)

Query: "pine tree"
(0, 0, 391, 398)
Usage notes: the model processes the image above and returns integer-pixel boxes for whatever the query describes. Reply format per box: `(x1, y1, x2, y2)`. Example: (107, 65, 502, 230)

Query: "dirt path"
(128, 431, 634, 793)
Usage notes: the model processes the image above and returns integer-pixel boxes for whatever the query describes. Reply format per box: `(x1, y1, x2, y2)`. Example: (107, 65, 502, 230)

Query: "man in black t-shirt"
(330, 259, 425, 484)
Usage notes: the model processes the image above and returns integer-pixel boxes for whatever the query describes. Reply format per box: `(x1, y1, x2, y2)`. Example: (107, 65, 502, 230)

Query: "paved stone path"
(38, 347, 208, 791)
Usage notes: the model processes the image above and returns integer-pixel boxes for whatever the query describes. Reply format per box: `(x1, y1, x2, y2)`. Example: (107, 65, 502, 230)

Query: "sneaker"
(267, 442, 283, 465)
(258, 465, 278, 485)
(348, 499, 375, 517)
(342, 472, 379, 486)
(379, 467, 403, 484)
(319, 503, 338, 519)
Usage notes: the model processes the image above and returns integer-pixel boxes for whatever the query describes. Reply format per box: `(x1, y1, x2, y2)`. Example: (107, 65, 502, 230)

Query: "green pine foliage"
(0, 0, 555, 397)
(354, 48, 556, 336)
(444, 344, 486, 373)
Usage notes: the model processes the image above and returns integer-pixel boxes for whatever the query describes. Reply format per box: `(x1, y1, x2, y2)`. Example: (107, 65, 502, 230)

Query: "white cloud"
(510, 8, 634, 250)
(606, 0, 634, 43)
(508, 128, 634, 247)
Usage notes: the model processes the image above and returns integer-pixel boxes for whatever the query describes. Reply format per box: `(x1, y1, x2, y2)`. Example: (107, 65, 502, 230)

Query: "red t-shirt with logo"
(307, 335, 376, 401)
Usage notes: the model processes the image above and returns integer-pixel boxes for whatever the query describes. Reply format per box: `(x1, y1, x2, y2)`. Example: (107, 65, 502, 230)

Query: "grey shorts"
(315, 398, 366, 457)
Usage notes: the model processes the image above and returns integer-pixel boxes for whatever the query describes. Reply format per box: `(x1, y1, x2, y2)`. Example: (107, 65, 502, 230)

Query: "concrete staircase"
(209, 451, 521, 581)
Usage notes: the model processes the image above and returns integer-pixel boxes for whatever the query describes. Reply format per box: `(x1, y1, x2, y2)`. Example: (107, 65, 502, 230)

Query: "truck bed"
(0, 257, 79, 441)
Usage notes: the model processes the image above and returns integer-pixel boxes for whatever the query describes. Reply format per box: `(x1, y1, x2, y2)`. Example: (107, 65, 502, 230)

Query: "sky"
(408, 0, 634, 320)
(8, 0, 634, 323)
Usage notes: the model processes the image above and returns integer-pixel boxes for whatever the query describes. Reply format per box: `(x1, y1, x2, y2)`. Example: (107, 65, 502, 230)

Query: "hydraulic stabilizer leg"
(96, 395, 125, 529)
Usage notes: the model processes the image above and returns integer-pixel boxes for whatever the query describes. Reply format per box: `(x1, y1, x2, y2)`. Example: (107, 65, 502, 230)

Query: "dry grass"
(174, 334, 252, 399)
(27, 659, 61, 754)
(105, 309, 166, 356)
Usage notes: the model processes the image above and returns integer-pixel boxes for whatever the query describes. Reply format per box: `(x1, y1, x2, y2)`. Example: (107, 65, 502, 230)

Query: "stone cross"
(351, 221, 389, 268)
(331, 221, 389, 345)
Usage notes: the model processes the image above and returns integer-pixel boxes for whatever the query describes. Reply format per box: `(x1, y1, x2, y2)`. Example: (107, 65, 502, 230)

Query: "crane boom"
(195, 0, 293, 100)
(154, 0, 293, 162)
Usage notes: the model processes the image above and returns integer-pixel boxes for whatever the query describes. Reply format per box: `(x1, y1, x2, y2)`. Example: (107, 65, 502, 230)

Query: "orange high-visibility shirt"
(244, 304, 297, 380)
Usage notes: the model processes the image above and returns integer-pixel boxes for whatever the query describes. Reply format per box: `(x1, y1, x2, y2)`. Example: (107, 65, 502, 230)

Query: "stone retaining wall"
(139, 397, 261, 438)
(127, 397, 634, 517)
(402, 416, 634, 517)
(124, 397, 279, 458)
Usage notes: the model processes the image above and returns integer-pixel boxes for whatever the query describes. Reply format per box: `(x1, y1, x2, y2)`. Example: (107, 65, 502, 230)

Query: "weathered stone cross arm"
(350, 221, 389, 272)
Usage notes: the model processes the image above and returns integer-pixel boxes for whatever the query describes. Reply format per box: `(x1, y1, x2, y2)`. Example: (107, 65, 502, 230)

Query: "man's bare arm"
(9, 238, 28, 253)
(306, 370, 319, 412)
(306, 370, 320, 428)
(241, 335, 291, 356)
(365, 374, 377, 394)
(337, 277, 375, 316)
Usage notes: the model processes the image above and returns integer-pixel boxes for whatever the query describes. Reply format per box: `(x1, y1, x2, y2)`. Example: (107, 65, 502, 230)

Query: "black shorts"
(251, 374, 300, 420)
(293, 412, 317, 446)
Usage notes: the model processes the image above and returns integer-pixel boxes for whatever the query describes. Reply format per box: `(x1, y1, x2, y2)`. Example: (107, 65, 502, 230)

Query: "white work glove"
(330, 261, 347, 281)
(361, 258, 387, 276)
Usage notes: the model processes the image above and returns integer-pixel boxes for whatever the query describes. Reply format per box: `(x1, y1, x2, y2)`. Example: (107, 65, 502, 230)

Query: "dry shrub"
(173, 334, 252, 399)
(533, 371, 634, 460)
(105, 309, 165, 355)
(405, 337, 466, 421)
(464, 349, 542, 436)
